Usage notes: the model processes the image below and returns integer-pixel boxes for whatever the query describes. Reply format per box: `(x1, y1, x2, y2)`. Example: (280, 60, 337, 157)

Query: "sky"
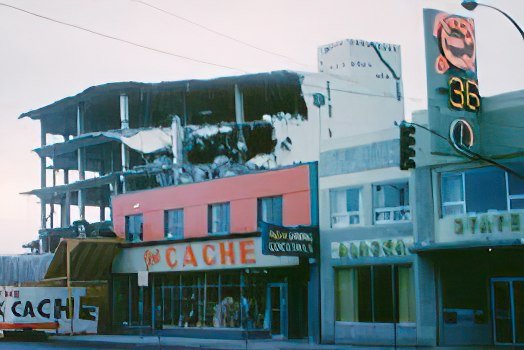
(0, 0, 522, 254)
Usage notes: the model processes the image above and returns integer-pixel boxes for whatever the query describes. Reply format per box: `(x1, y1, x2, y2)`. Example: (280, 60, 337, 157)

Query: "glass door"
(267, 283, 288, 338)
(514, 281, 524, 344)
(491, 278, 524, 345)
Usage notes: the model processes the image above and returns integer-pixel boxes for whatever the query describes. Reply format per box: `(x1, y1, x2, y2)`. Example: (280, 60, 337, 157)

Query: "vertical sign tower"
(423, 9, 481, 155)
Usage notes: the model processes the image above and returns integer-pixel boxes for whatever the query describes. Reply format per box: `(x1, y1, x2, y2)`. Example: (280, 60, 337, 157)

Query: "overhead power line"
(132, 0, 313, 69)
(0, 2, 248, 73)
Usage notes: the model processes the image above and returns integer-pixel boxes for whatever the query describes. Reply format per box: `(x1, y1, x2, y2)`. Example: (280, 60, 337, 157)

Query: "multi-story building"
(319, 127, 415, 346)
(110, 163, 318, 339)
(407, 9, 524, 348)
(412, 90, 524, 347)
(315, 39, 409, 346)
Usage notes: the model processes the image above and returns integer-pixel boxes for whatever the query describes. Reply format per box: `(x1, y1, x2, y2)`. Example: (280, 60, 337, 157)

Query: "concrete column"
(234, 84, 244, 123)
(40, 124, 47, 229)
(77, 102, 86, 220)
(62, 170, 70, 227)
(120, 94, 129, 193)
(413, 167, 438, 346)
(234, 84, 246, 162)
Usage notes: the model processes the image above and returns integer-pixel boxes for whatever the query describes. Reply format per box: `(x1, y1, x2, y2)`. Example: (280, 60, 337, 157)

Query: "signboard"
(331, 237, 413, 259)
(112, 237, 299, 274)
(260, 222, 318, 258)
(437, 210, 524, 243)
(423, 9, 480, 157)
(0, 287, 98, 334)
(137, 271, 148, 287)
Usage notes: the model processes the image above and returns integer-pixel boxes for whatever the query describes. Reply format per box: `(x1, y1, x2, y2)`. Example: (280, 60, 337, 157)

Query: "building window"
(335, 265, 415, 323)
(508, 164, 524, 209)
(116, 271, 269, 330)
(125, 214, 143, 242)
(374, 182, 410, 223)
(441, 173, 466, 216)
(441, 165, 524, 217)
(258, 196, 283, 226)
(165, 209, 184, 239)
(208, 202, 230, 234)
(330, 188, 361, 228)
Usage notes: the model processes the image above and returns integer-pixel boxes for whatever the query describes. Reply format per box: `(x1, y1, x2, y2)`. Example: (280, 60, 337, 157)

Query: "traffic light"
(400, 122, 416, 170)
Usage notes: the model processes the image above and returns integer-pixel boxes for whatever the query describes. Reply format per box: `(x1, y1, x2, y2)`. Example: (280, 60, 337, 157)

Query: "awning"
(410, 238, 524, 254)
(45, 238, 121, 282)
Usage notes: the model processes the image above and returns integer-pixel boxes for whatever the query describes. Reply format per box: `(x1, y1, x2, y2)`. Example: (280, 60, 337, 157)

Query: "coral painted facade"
(112, 164, 313, 241)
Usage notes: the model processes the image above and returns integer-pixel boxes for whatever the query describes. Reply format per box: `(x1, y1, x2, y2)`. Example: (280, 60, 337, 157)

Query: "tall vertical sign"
(424, 9, 481, 155)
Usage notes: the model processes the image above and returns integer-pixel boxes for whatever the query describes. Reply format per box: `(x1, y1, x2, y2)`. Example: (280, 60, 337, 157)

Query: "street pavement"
(0, 340, 215, 350)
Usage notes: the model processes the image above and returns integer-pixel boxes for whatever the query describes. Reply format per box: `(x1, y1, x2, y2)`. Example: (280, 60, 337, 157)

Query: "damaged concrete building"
(21, 71, 314, 252)
(22, 39, 403, 254)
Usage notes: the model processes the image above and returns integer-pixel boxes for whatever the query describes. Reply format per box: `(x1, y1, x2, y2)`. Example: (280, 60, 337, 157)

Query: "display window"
(335, 264, 415, 323)
(114, 269, 278, 330)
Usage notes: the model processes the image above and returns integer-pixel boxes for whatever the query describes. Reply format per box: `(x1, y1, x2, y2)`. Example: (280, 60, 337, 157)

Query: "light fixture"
(133, 203, 140, 209)
(461, 0, 478, 11)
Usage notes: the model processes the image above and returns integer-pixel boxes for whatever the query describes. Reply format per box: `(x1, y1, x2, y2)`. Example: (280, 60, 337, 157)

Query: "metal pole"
(478, 3, 524, 40)
(66, 240, 73, 335)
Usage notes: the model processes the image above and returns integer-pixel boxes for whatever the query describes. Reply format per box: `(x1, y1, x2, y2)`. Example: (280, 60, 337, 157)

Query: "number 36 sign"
(449, 77, 481, 112)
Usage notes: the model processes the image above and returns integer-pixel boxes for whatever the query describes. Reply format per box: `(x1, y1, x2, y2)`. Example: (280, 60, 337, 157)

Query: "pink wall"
(112, 165, 312, 241)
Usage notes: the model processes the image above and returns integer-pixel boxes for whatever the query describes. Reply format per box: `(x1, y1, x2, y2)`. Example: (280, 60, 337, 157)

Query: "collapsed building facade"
(21, 71, 319, 253)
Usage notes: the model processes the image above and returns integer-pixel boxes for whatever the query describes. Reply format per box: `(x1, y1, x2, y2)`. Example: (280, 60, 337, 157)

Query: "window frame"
(507, 171, 524, 210)
(440, 172, 467, 217)
(208, 202, 230, 235)
(373, 181, 411, 224)
(164, 208, 184, 240)
(257, 196, 283, 227)
(440, 166, 524, 217)
(329, 187, 362, 228)
(125, 214, 143, 242)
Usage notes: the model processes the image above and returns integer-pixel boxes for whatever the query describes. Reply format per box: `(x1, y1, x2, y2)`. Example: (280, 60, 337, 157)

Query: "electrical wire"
(132, 0, 314, 69)
(0, 2, 249, 73)
(400, 121, 524, 179)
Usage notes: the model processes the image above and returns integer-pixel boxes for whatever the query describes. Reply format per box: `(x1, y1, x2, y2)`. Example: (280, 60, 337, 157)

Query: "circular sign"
(438, 16, 476, 72)
(450, 119, 474, 150)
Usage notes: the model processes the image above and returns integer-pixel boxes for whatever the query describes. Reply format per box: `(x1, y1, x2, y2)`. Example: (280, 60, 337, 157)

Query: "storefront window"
(113, 275, 130, 326)
(180, 273, 203, 327)
(243, 272, 268, 330)
(218, 272, 241, 328)
(205, 273, 219, 327)
(114, 270, 274, 330)
(335, 265, 415, 323)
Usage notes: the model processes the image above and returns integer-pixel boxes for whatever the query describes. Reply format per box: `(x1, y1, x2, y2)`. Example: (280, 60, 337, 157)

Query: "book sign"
(261, 222, 318, 258)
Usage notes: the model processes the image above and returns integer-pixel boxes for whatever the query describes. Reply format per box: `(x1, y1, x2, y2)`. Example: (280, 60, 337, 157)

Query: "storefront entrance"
(491, 278, 524, 345)
(268, 283, 287, 338)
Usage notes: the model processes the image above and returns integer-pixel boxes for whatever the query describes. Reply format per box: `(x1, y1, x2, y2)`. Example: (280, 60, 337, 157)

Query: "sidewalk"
(49, 335, 420, 349)
(48, 335, 511, 350)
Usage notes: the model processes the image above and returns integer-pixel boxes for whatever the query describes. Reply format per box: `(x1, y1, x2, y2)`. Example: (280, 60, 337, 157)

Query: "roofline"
(19, 70, 304, 121)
